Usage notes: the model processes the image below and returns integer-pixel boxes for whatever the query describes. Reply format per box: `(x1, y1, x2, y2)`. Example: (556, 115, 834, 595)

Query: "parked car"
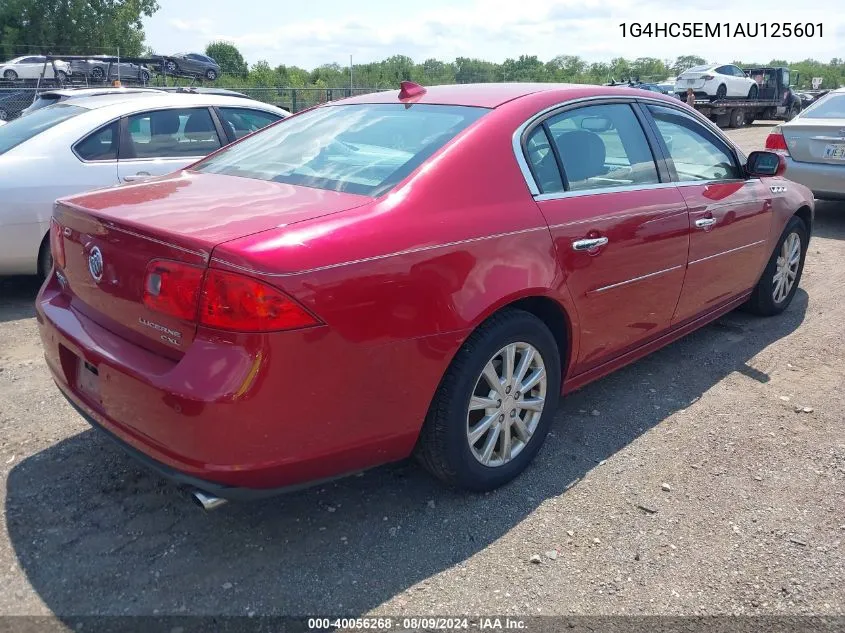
(20, 87, 165, 117)
(0, 56, 70, 81)
(163, 53, 220, 81)
(0, 93, 288, 277)
(675, 64, 758, 100)
(0, 89, 35, 121)
(766, 87, 845, 200)
(69, 56, 152, 83)
(35, 83, 814, 507)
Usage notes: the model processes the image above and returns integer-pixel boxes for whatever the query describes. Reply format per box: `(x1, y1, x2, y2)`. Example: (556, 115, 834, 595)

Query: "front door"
(524, 102, 690, 374)
(643, 104, 772, 324)
(117, 107, 224, 183)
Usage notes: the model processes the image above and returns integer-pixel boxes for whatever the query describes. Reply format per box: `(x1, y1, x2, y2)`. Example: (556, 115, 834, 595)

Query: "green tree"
(0, 0, 159, 58)
(205, 41, 248, 77)
(671, 55, 706, 75)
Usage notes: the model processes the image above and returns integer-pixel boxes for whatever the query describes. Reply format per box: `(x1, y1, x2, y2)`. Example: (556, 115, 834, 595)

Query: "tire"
(91, 66, 105, 80)
(3, 69, 18, 81)
(56, 70, 67, 83)
(0, 107, 8, 121)
(165, 61, 178, 74)
(715, 84, 727, 100)
(415, 309, 562, 491)
(748, 84, 758, 99)
(729, 108, 745, 128)
(140, 69, 151, 83)
(746, 216, 808, 316)
(205, 68, 218, 81)
(37, 233, 53, 280)
(785, 104, 800, 122)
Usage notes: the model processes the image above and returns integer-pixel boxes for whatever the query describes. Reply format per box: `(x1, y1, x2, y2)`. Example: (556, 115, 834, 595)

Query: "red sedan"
(37, 82, 813, 508)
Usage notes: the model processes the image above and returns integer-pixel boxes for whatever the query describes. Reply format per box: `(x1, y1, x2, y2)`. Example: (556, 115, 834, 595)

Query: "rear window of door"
(74, 121, 119, 161)
(646, 105, 741, 181)
(122, 107, 222, 159)
(532, 103, 660, 192)
(218, 107, 281, 140)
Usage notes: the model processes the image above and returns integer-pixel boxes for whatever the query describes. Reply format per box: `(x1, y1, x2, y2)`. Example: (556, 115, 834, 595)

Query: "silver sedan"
(768, 87, 845, 200)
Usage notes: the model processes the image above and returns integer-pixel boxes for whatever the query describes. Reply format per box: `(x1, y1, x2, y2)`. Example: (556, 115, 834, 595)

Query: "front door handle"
(572, 237, 609, 251)
(695, 217, 717, 229)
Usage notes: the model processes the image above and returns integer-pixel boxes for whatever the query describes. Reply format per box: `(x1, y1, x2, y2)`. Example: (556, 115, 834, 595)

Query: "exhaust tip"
(191, 489, 228, 511)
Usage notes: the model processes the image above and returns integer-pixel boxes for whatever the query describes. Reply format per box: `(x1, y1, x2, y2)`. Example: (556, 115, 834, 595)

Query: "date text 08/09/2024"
(307, 617, 527, 630)
(619, 22, 823, 38)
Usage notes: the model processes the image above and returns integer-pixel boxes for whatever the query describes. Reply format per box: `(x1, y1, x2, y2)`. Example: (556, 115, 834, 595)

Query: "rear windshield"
(0, 104, 84, 155)
(800, 93, 845, 119)
(23, 94, 62, 113)
(192, 103, 489, 196)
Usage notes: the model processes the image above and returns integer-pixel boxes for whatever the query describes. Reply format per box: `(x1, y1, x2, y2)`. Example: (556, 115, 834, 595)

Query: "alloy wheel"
(466, 342, 547, 467)
(773, 232, 801, 304)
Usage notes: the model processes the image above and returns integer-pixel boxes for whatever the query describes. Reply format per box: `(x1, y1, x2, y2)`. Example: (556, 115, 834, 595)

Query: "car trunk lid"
(782, 119, 845, 164)
(53, 171, 371, 354)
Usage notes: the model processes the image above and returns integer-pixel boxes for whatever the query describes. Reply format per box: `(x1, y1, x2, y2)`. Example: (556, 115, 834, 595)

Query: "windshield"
(0, 104, 84, 155)
(800, 93, 845, 119)
(192, 103, 488, 196)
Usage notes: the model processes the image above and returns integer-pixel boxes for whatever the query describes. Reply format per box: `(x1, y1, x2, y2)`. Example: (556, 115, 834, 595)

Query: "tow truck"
(688, 67, 802, 128)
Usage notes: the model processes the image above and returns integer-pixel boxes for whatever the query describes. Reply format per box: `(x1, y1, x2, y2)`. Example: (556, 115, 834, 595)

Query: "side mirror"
(747, 150, 786, 177)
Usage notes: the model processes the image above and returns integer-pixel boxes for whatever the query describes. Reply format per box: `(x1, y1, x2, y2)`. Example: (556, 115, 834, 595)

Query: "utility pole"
(349, 54, 353, 93)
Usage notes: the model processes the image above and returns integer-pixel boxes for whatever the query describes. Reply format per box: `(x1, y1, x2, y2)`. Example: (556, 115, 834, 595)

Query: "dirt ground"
(0, 122, 843, 620)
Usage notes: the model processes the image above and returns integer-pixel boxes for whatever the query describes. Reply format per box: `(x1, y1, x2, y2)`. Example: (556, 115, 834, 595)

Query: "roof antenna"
(398, 81, 426, 100)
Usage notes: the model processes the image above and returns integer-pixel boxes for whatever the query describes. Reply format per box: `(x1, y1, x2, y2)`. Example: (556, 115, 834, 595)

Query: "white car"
(1, 56, 70, 81)
(674, 64, 759, 101)
(0, 93, 289, 276)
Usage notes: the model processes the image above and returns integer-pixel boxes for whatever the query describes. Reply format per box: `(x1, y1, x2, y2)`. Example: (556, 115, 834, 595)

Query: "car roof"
(57, 92, 288, 115)
(38, 87, 164, 98)
(338, 83, 619, 108)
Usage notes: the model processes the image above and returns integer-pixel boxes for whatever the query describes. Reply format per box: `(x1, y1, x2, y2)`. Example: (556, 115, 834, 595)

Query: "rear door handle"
(123, 172, 151, 183)
(695, 218, 717, 228)
(572, 237, 609, 251)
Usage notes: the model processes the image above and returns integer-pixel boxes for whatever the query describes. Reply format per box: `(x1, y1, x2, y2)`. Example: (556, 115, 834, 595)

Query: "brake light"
(199, 268, 319, 332)
(49, 218, 65, 270)
(142, 259, 204, 321)
(765, 130, 790, 155)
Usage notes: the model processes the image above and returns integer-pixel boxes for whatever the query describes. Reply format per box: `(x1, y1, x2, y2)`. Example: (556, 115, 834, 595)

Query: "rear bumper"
(784, 157, 845, 199)
(36, 275, 449, 495)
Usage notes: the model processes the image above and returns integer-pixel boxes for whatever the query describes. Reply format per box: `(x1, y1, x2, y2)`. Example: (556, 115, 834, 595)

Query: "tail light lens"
(142, 259, 204, 321)
(49, 218, 65, 270)
(199, 268, 319, 332)
(703, 74, 714, 80)
(765, 130, 790, 155)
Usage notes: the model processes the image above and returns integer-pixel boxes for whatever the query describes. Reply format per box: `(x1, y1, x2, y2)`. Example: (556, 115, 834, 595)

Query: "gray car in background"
(772, 88, 845, 200)
(69, 56, 153, 83)
(163, 53, 220, 81)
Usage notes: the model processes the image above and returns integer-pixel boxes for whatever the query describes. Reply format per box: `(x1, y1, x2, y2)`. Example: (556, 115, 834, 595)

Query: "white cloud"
(146, 0, 845, 69)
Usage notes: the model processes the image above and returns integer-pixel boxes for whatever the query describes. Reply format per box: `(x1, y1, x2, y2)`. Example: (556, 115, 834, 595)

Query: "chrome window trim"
(512, 93, 747, 198)
(534, 181, 679, 201)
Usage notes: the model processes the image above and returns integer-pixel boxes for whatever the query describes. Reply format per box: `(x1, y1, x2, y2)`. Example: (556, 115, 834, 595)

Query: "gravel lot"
(0, 123, 843, 621)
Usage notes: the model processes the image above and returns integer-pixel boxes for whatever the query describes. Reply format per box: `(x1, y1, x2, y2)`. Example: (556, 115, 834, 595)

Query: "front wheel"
(746, 216, 808, 316)
(415, 309, 561, 491)
(140, 69, 151, 83)
(748, 84, 758, 99)
(55, 70, 68, 83)
(3, 69, 18, 81)
(91, 66, 105, 80)
(205, 68, 218, 81)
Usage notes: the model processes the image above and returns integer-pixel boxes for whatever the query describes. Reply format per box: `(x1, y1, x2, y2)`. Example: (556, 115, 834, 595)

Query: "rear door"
(117, 107, 225, 183)
(643, 104, 772, 324)
(524, 100, 690, 374)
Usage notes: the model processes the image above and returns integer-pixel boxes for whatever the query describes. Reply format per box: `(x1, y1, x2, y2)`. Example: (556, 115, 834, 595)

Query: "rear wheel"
(205, 68, 218, 81)
(165, 60, 178, 74)
(746, 216, 808, 316)
(91, 66, 105, 80)
(748, 84, 758, 99)
(415, 309, 561, 491)
(3, 69, 17, 81)
(0, 107, 8, 121)
(715, 83, 727, 100)
(729, 108, 745, 128)
(55, 70, 67, 83)
(37, 233, 53, 280)
(140, 69, 151, 83)
(785, 104, 800, 121)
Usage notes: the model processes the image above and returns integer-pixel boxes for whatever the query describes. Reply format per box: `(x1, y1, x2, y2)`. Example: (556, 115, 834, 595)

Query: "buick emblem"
(88, 246, 104, 283)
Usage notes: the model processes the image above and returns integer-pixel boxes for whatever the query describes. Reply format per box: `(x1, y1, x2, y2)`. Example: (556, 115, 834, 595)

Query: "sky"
(143, 0, 845, 70)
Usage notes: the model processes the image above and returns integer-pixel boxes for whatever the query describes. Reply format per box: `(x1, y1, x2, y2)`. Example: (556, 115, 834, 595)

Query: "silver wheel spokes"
(467, 342, 547, 468)
(772, 232, 801, 304)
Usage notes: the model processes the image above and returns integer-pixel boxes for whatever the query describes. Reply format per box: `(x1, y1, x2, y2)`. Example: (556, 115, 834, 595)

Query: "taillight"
(765, 130, 790, 155)
(142, 259, 204, 321)
(703, 74, 714, 80)
(50, 218, 65, 270)
(199, 268, 319, 332)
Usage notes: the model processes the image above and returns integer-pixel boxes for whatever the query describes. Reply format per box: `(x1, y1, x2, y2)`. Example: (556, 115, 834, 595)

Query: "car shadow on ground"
(6, 287, 808, 617)
(812, 199, 845, 240)
(0, 276, 41, 323)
